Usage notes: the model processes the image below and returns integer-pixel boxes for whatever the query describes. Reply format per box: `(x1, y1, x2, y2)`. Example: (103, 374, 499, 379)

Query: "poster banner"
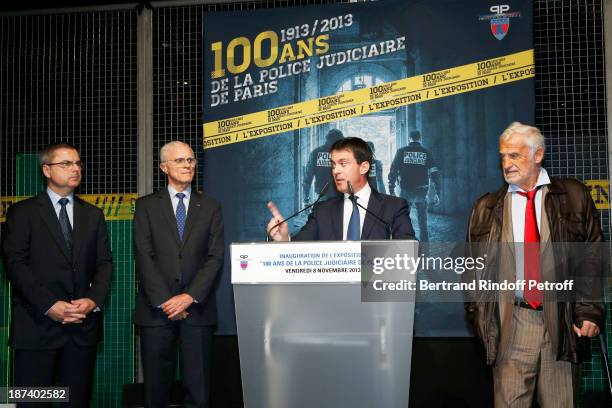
(203, 0, 534, 336)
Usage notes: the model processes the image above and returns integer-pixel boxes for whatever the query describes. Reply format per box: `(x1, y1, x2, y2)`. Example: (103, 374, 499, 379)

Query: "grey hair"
(499, 122, 545, 155)
(160, 141, 191, 162)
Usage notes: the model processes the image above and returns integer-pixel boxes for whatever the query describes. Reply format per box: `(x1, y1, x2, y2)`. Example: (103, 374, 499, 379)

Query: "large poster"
(203, 0, 534, 336)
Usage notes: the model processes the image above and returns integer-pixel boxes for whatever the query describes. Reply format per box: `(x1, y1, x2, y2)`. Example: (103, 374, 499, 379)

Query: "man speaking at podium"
(267, 137, 415, 241)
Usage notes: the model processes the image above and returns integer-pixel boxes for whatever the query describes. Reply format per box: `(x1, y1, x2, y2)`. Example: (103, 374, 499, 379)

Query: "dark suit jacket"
(293, 189, 416, 241)
(2, 192, 113, 349)
(133, 189, 224, 327)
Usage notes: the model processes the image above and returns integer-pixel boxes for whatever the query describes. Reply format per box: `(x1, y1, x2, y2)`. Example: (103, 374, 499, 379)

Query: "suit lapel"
(332, 198, 344, 240)
(362, 190, 382, 240)
(36, 192, 72, 262)
(71, 197, 88, 260)
(158, 190, 182, 247)
(181, 191, 202, 245)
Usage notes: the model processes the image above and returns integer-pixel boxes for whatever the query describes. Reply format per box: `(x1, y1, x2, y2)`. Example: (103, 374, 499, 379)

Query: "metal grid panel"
(152, 5, 205, 190)
(0, 13, 138, 195)
(0, 10, 138, 407)
(533, 0, 610, 396)
(534, 0, 608, 188)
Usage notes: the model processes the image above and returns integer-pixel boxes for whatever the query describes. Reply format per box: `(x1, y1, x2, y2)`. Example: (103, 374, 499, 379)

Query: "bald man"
(133, 141, 224, 408)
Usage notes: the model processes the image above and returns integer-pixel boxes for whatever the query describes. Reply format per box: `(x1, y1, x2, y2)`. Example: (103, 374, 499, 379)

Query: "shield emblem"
(240, 260, 248, 270)
(490, 16, 509, 40)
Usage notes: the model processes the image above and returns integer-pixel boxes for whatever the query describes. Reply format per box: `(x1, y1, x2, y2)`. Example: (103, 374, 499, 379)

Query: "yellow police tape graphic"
(203, 49, 535, 149)
(0, 194, 137, 222)
(1, 180, 606, 222)
(584, 180, 610, 210)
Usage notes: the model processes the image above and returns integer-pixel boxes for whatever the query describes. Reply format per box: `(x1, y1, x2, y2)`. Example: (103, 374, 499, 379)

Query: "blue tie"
(58, 197, 73, 253)
(347, 196, 360, 240)
(176, 193, 187, 240)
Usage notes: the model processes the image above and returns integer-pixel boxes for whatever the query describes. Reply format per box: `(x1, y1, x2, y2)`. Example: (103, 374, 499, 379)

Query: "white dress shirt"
(46, 188, 101, 312)
(508, 167, 551, 299)
(168, 185, 192, 215)
(342, 182, 372, 240)
(47, 187, 74, 226)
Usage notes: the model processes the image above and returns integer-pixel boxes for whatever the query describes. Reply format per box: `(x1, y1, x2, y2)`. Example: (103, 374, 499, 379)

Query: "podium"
(231, 240, 418, 408)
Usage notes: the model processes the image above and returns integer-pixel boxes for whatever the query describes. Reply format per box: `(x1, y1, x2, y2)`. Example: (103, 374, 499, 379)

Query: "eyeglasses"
(163, 157, 197, 166)
(44, 160, 84, 169)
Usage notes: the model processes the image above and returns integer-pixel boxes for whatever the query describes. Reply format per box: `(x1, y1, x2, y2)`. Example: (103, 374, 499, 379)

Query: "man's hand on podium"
(267, 201, 290, 241)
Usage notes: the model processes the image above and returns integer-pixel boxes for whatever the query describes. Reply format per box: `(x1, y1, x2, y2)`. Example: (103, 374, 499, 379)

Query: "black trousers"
(141, 323, 213, 408)
(13, 339, 97, 408)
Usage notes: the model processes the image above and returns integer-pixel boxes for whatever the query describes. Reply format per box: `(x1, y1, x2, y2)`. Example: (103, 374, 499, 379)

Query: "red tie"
(517, 189, 542, 308)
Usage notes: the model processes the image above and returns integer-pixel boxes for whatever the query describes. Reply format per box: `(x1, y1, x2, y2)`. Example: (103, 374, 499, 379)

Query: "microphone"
(347, 179, 355, 197)
(266, 181, 331, 241)
(347, 180, 393, 239)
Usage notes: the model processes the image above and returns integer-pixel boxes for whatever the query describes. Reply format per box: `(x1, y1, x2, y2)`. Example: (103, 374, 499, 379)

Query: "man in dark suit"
(3, 143, 113, 408)
(133, 141, 224, 408)
(267, 137, 415, 241)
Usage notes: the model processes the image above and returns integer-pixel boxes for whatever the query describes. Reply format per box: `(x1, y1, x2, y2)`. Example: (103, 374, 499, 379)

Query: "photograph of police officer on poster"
(203, 0, 534, 336)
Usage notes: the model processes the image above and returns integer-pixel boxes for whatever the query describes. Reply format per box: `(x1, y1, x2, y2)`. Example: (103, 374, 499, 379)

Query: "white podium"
(231, 240, 418, 408)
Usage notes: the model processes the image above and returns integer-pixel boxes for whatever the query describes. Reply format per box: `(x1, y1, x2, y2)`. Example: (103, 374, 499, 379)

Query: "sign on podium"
(232, 240, 418, 408)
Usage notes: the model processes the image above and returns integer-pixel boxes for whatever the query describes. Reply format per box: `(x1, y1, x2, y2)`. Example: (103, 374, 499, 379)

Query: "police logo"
(478, 5, 521, 41)
(490, 16, 509, 40)
(404, 151, 427, 165)
(240, 254, 249, 270)
(316, 152, 332, 167)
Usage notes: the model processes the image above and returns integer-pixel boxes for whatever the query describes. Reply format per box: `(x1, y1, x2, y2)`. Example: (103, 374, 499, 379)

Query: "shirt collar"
(168, 185, 192, 199)
(507, 167, 551, 193)
(46, 187, 74, 205)
(344, 182, 372, 203)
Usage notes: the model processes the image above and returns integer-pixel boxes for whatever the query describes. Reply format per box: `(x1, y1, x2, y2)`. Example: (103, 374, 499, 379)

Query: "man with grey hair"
(133, 141, 224, 408)
(463, 122, 604, 406)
